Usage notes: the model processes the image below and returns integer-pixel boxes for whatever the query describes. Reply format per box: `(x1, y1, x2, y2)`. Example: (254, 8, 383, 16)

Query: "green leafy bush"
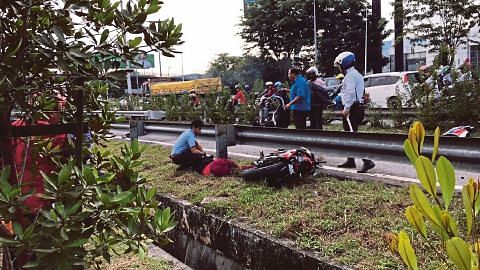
(387, 121, 479, 269)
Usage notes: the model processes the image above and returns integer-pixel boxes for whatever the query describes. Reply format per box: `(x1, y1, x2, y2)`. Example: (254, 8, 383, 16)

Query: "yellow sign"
(151, 77, 222, 95)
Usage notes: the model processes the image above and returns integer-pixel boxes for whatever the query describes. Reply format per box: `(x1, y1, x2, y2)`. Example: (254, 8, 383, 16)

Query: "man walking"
(284, 68, 311, 129)
(334, 51, 375, 173)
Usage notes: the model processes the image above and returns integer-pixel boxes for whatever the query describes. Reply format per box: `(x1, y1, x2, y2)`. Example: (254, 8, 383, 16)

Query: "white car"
(363, 71, 418, 108)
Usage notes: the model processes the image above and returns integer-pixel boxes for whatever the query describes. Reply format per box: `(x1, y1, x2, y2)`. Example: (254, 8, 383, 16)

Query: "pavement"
(111, 129, 479, 189)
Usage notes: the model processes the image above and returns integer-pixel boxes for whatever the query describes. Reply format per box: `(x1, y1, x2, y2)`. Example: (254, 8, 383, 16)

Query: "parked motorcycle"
(256, 93, 290, 128)
(240, 147, 318, 185)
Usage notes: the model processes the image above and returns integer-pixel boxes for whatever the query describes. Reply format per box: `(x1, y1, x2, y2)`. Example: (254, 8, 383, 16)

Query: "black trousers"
(293, 110, 309, 129)
(342, 102, 364, 132)
(171, 149, 212, 172)
(310, 106, 324, 130)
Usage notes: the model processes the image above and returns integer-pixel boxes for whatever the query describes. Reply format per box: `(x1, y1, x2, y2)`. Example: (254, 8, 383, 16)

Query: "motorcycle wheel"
(240, 161, 287, 182)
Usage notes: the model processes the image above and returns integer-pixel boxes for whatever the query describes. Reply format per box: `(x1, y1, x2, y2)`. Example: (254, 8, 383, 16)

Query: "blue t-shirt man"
(171, 129, 197, 157)
(170, 119, 207, 170)
(289, 75, 311, 111)
(285, 68, 311, 129)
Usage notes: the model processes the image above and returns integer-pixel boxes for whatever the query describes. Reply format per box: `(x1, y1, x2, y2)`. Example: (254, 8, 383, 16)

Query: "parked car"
(363, 71, 419, 108)
(324, 77, 342, 94)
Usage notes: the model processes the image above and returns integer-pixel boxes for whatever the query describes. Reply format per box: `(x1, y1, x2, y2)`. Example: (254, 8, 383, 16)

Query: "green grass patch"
(107, 140, 457, 269)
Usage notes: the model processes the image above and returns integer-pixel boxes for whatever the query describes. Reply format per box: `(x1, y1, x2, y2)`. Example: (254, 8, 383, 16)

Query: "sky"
(155, 0, 395, 76)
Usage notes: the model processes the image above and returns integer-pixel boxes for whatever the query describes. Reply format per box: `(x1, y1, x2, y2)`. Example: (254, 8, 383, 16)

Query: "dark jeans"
(293, 110, 309, 129)
(342, 102, 364, 132)
(310, 106, 324, 130)
(171, 149, 212, 172)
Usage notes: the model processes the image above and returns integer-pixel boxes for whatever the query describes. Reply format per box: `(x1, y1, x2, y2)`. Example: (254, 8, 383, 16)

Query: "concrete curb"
(157, 194, 350, 270)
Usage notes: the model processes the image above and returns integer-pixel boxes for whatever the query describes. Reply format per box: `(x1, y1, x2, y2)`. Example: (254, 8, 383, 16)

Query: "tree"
(240, 0, 390, 76)
(403, 0, 480, 65)
(0, 0, 182, 268)
(206, 53, 264, 88)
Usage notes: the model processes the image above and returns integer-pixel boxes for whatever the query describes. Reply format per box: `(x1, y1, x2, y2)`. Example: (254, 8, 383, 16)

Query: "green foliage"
(408, 68, 480, 130)
(403, 0, 479, 65)
(241, 0, 390, 76)
(0, 0, 182, 268)
(388, 121, 480, 269)
(0, 141, 176, 269)
(206, 54, 264, 87)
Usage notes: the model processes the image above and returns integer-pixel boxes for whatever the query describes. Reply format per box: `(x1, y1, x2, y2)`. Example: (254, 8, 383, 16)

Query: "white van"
(364, 71, 418, 108)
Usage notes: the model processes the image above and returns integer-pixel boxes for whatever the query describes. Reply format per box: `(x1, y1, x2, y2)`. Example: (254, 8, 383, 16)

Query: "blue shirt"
(171, 129, 197, 156)
(341, 67, 364, 111)
(290, 75, 311, 111)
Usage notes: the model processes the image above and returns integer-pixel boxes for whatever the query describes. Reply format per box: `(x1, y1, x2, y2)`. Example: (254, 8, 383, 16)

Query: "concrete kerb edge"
(156, 194, 351, 270)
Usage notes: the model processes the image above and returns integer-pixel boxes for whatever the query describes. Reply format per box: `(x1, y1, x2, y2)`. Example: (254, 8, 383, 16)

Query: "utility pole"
(313, 0, 318, 65)
(364, 3, 368, 75)
(394, 0, 404, 71)
(371, 0, 383, 73)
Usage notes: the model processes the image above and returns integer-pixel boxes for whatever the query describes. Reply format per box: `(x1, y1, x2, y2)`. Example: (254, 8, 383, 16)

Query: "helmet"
(306, 66, 319, 76)
(274, 81, 282, 88)
(265, 81, 274, 86)
(334, 51, 356, 70)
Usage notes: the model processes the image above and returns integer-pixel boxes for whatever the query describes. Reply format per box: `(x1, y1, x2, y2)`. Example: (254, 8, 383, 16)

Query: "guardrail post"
(215, 125, 236, 158)
(129, 120, 144, 142)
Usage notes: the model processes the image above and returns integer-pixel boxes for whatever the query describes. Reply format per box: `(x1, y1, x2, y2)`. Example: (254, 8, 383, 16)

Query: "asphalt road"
(111, 129, 479, 188)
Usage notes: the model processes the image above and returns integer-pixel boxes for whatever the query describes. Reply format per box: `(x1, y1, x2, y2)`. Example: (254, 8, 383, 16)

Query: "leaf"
(12, 222, 23, 239)
(405, 206, 427, 238)
(52, 25, 66, 44)
(398, 231, 418, 270)
(111, 191, 132, 204)
(58, 165, 71, 185)
(0, 236, 19, 245)
(64, 238, 88, 248)
(414, 121, 425, 154)
(441, 212, 459, 237)
(409, 185, 442, 228)
(128, 37, 142, 48)
(446, 237, 472, 270)
(22, 261, 40, 268)
(403, 140, 417, 165)
(408, 123, 419, 156)
(146, 187, 156, 201)
(432, 127, 440, 161)
(5, 38, 23, 58)
(436, 156, 455, 209)
(100, 29, 109, 45)
(414, 156, 437, 197)
(463, 184, 474, 237)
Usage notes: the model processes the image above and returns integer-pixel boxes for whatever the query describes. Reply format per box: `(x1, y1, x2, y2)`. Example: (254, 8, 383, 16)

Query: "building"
(383, 25, 480, 72)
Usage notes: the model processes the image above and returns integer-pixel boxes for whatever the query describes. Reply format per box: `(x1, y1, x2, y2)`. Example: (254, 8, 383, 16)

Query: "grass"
(108, 140, 461, 269)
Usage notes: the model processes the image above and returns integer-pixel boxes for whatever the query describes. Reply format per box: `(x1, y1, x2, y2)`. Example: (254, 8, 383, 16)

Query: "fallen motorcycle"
(240, 147, 319, 185)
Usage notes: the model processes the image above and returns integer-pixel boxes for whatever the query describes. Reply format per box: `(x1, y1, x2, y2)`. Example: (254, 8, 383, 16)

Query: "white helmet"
(265, 81, 274, 86)
(306, 66, 319, 76)
(334, 51, 356, 69)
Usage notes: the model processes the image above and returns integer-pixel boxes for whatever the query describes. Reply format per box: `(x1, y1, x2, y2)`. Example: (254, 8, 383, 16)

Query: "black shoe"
(338, 158, 356, 168)
(357, 159, 375, 173)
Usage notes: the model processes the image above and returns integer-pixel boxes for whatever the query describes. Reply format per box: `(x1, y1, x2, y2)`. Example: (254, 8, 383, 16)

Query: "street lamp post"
(364, 3, 368, 75)
(313, 0, 318, 65)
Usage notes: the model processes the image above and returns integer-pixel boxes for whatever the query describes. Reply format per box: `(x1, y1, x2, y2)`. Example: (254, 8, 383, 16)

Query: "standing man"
(306, 66, 329, 130)
(334, 52, 375, 173)
(170, 119, 211, 172)
(284, 68, 311, 129)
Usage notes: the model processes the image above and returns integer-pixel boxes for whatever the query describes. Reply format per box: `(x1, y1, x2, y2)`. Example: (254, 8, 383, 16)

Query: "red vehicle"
(240, 147, 318, 185)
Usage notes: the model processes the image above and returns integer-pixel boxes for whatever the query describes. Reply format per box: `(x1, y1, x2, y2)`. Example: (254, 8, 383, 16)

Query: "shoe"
(357, 159, 375, 173)
(338, 158, 356, 168)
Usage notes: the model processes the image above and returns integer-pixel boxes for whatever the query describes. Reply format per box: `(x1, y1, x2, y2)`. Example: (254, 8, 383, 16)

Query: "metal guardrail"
(111, 121, 480, 171)
(91, 110, 166, 120)
(323, 108, 416, 120)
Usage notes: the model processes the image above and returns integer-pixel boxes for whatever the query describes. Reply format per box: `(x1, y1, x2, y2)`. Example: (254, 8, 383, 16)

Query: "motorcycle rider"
(334, 51, 375, 173)
(262, 81, 276, 97)
(306, 66, 330, 130)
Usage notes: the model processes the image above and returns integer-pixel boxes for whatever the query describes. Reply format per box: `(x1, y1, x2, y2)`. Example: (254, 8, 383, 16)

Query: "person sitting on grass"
(170, 119, 212, 172)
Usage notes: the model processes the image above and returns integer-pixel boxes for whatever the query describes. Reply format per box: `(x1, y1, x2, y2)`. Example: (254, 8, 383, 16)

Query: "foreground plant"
(387, 121, 479, 269)
(0, 140, 176, 269)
